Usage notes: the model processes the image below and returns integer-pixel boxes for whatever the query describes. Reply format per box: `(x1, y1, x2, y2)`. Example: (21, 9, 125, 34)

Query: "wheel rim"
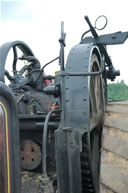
(89, 53, 105, 192)
(90, 54, 105, 130)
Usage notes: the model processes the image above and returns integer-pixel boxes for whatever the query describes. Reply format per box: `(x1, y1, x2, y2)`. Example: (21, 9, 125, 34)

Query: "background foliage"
(108, 80, 128, 101)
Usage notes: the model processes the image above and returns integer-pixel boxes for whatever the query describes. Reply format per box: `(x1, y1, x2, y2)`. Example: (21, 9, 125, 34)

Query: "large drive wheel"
(81, 53, 105, 193)
(90, 54, 105, 192)
(90, 54, 105, 128)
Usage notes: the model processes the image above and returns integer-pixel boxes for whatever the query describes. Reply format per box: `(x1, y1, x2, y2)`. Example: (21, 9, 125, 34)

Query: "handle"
(84, 16, 99, 38)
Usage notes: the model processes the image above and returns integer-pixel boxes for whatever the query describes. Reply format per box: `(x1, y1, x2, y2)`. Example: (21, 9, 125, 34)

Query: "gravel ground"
(21, 171, 56, 193)
(21, 171, 41, 193)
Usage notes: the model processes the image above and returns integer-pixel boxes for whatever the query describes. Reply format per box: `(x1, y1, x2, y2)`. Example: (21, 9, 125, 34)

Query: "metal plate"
(20, 139, 41, 170)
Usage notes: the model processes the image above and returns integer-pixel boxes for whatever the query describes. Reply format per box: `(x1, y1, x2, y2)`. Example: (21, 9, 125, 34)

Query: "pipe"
(42, 108, 61, 177)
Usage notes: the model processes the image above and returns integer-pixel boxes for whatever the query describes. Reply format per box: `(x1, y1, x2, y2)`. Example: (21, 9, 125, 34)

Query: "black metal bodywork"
(0, 16, 128, 193)
(0, 82, 20, 193)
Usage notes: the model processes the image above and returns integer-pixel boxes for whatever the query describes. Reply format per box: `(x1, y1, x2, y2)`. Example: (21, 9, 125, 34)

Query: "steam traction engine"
(0, 16, 128, 193)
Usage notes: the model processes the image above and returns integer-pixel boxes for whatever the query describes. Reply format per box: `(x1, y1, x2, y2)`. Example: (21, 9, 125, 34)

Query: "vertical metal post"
(55, 129, 82, 193)
(59, 21, 66, 71)
(60, 22, 65, 71)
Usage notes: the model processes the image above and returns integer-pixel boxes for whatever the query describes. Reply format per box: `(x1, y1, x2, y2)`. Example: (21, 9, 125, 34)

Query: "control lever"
(84, 16, 99, 38)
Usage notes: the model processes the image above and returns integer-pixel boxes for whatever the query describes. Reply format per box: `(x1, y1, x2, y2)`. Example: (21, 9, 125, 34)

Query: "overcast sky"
(0, 0, 128, 84)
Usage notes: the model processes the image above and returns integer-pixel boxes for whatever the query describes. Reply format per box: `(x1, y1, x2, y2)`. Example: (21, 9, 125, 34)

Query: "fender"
(60, 43, 102, 133)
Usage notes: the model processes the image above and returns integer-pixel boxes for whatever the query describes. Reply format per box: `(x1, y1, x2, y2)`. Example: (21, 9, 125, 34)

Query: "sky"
(0, 0, 128, 84)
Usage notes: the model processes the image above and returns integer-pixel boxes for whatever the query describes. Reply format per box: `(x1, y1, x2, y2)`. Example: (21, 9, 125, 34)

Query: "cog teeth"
(84, 189, 95, 192)
(81, 133, 96, 193)
(81, 161, 89, 168)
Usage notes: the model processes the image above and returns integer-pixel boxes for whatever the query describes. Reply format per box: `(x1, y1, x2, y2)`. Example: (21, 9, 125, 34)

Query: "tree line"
(108, 80, 128, 101)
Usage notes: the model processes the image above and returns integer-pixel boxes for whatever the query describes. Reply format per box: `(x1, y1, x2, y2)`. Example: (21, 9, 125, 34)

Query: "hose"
(35, 56, 59, 82)
(5, 70, 15, 81)
(42, 108, 61, 177)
